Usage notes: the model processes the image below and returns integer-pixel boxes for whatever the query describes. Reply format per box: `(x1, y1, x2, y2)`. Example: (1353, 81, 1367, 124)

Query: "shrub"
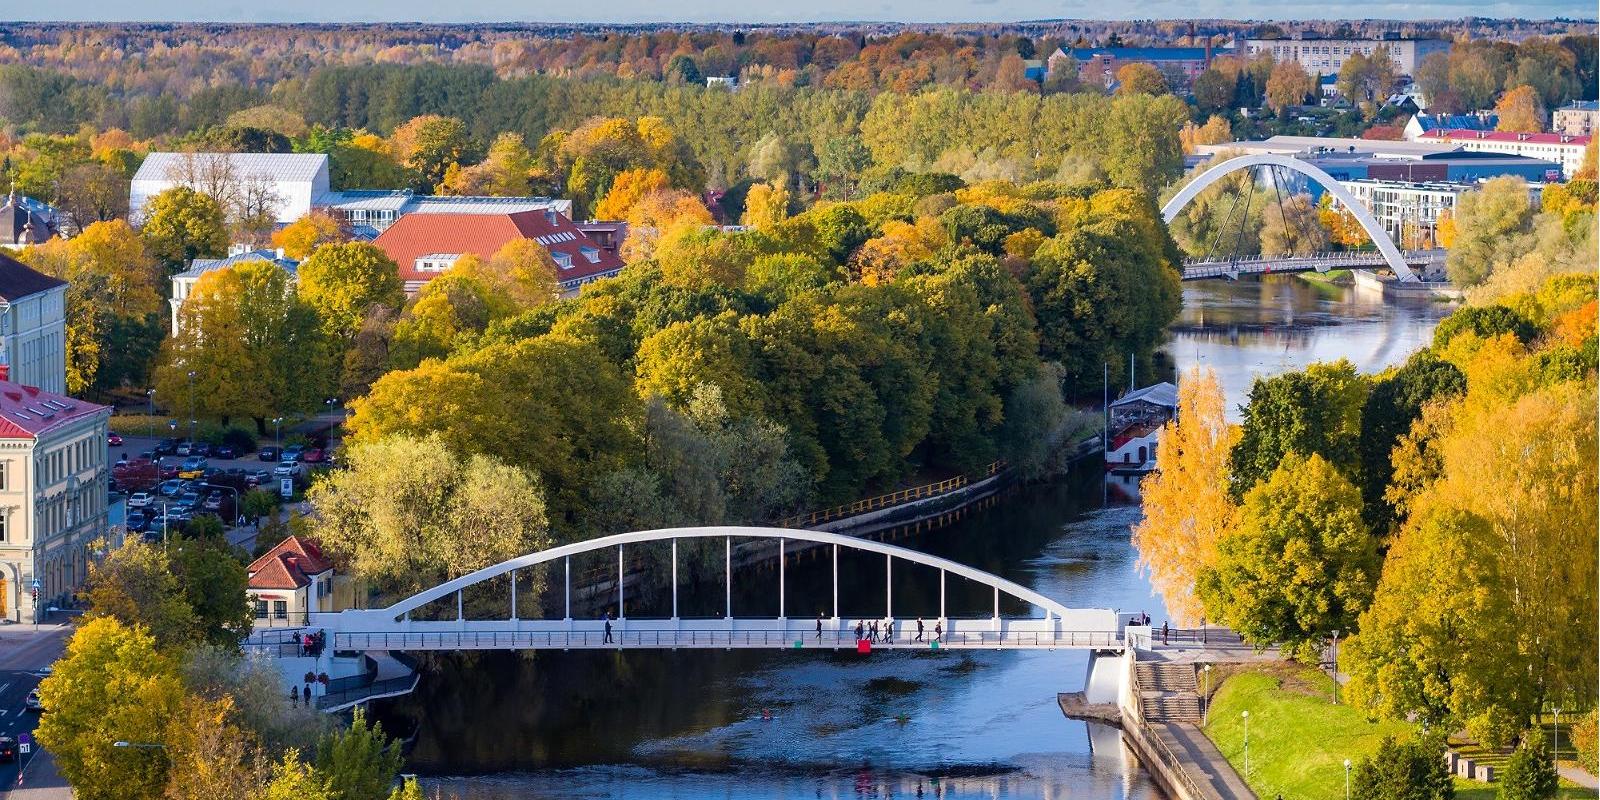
(1351, 734, 1453, 800)
(1499, 735, 1558, 800)
(1572, 710, 1599, 774)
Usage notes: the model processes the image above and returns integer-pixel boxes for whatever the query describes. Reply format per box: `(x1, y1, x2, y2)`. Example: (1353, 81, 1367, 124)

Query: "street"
(0, 625, 72, 799)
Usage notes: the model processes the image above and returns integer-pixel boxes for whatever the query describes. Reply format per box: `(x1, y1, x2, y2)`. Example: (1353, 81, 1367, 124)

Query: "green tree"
(1444, 176, 1536, 287)
(389, 114, 474, 193)
(1350, 735, 1454, 800)
(242, 488, 278, 526)
(85, 538, 197, 651)
(1357, 351, 1465, 531)
(35, 617, 186, 800)
(307, 433, 551, 596)
(139, 186, 229, 269)
(1198, 453, 1380, 661)
(297, 242, 406, 340)
(666, 54, 702, 85)
(172, 535, 251, 650)
(1229, 359, 1370, 498)
(1499, 735, 1558, 800)
(313, 708, 403, 800)
(1102, 93, 1189, 194)
(260, 752, 334, 800)
(816, 134, 871, 200)
(387, 272, 502, 369)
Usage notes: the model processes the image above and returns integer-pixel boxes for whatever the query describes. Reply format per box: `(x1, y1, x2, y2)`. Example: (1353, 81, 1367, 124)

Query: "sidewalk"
(7, 750, 69, 800)
(1558, 764, 1598, 789)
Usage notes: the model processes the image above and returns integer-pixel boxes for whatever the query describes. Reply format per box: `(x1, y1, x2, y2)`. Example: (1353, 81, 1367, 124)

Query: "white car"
(126, 492, 155, 509)
(24, 690, 40, 712)
(272, 461, 302, 479)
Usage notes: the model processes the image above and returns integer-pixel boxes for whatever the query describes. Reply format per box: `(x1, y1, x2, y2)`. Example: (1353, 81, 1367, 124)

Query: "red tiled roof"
(1422, 129, 1592, 145)
(247, 535, 334, 590)
(0, 380, 110, 440)
(372, 209, 625, 287)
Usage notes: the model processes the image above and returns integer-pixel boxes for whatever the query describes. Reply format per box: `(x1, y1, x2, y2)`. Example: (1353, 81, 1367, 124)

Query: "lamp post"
(112, 740, 173, 767)
(186, 371, 196, 443)
(1202, 664, 1212, 726)
(1242, 710, 1250, 780)
(272, 417, 284, 451)
(146, 389, 155, 441)
(1331, 628, 1341, 705)
(1344, 758, 1352, 800)
(1554, 707, 1562, 757)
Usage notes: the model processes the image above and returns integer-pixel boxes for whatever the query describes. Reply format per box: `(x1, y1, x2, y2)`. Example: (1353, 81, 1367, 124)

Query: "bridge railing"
(778, 461, 1004, 528)
(330, 626, 1121, 651)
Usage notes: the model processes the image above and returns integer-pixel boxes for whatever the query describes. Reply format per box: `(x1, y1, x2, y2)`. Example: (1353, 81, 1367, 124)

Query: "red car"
(302, 448, 325, 464)
(107, 432, 124, 446)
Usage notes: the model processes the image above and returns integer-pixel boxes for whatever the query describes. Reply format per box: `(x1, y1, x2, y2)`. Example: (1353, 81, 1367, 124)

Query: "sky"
(12, 0, 1595, 24)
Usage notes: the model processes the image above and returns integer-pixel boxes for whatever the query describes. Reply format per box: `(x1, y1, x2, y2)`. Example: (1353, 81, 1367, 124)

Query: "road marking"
(0, 684, 11, 695)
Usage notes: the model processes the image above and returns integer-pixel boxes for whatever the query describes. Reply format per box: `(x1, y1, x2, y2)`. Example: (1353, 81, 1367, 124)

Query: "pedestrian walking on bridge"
(603, 612, 614, 644)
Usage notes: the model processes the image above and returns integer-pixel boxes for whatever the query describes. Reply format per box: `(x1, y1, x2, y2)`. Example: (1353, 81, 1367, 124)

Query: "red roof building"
(372, 208, 625, 295)
(247, 535, 336, 624)
(0, 381, 107, 441)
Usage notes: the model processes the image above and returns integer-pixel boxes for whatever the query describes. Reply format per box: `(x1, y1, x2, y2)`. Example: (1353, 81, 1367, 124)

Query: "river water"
(375, 277, 1453, 799)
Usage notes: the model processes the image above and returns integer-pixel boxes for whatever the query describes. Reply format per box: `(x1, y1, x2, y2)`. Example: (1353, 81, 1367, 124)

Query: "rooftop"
(247, 535, 334, 591)
(1558, 100, 1599, 112)
(373, 208, 624, 286)
(1112, 382, 1178, 409)
(1066, 45, 1212, 60)
(0, 379, 110, 439)
(133, 152, 330, 184)
(318, 190, 572, 217)
(0, 251, 66, 302)
(177, 250, 299, 280)
(1421, 129, 1592, 146)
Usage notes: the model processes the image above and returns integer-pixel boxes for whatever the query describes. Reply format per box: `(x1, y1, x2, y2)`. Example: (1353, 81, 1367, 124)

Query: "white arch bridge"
(1163, 153, 1434, 283)
(303, 527, 1130, 652)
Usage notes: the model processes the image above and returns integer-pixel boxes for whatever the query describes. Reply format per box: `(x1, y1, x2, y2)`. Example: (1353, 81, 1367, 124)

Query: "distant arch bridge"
(302, 527, 1127, 652)
(1162, 153, 1427, 283)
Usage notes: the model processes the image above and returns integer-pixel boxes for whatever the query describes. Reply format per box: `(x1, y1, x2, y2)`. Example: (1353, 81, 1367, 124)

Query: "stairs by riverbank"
(1137, 662, 1201, 723)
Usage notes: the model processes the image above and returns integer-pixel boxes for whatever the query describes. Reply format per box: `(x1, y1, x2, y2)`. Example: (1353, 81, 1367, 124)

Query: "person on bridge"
(883, 618, 894, 642)
(915, 617, 925, 642)
(1161, 621, 1169, 645)
(290, 685, 299, 707)
(855, 620, 865, 642)
(934, 621, 943, 642)
(603, 612, 614, 644)
(816, 613, 824, 641)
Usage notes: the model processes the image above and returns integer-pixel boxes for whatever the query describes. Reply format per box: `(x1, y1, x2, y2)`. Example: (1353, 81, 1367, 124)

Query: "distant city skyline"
(11, 0, 1596, 24)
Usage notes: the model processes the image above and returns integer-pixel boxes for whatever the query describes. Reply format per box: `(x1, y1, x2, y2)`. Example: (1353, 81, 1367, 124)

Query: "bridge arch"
(370, 526, 1090, 624)
(1161, 153, 1418, 282)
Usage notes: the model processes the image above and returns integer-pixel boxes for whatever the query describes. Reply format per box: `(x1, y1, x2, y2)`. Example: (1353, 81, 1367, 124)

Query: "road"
(0, 625, 72, 799)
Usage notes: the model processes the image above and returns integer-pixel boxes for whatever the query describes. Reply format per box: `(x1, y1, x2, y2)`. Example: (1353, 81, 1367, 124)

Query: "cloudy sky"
(14, 0, 1595, 23)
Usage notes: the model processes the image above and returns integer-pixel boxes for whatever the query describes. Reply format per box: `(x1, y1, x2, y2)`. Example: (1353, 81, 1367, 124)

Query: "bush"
(1433, 305, 1538, 349)
(212, 425, 258, 453)
(1351, 734, 1453, 800)
(1572, 710, 1599, 774)
(1499, 735, 1558, 800)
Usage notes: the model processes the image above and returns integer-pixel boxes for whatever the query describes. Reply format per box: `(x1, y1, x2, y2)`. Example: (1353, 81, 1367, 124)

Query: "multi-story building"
(1244, 35, 1450, 78)
(1048, 44, 1220, 92)
(1419, 129, 1592, 179)
(131, 152, 331, 226)
(373, 208, 626, 296)
(0, 377, 111, 622)
(316, 191, 574, 237)
(0, 255, 67, 395)
(1403, 113, 1497, 142)
(1337, 178, 1543, 249)
(1551, 101, 1599, 137)
(169, 250, 299, 336)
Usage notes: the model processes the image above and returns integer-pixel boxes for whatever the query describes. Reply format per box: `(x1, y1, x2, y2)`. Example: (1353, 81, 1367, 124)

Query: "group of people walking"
(820, 613, 942, 644)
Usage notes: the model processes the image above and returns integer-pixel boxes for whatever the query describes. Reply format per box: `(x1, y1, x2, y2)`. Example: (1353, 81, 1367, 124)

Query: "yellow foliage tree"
(1265, 59, 1315, 113)
(1179, 116, 1233, 155)
(740, 182, 791, 230)
(271, 210, 350, 260)
(1115, 62, 1168, 96)
(621, 189, 714, 262)
(849, 217, 948, 285)
(1131, 368, 1241, 626)
(594, 168, 672, 221)
(1494, 85, 1546, 133)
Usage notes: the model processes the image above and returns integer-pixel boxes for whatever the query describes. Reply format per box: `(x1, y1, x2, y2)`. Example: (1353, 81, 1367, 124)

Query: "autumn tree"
(740, 182, 791, 230)
(55, 161, 129, 232)
(464, 238, 561, 309)
(140, 186, 229, 268)
(1179, 116, 1233, 154)
(389, 114, 474, 193)
(655, 223, 756, 290)
(1131, 368, 1241, 626)
(84, 538, 197, 651)
(1337, 46, 1399, 112)
(387, 272, 503, 368)
(436, 132, 532, 197)
(1229, 359, 1370, 497)
(1495, 84, 1546, 133)
(1259, 193, 1329, 256)
(296, 242, 406, 340)
(1198, 453, 1381, 661)
(1115, 63, 1168, 96)
(307, 433, 551, 598)
(36, 617, 186, 800)
(1265, 59, 1315, 113)
(1444, 176, 1536, 287)
(271, 210, 351, 260)
(592, 168, 671, 221)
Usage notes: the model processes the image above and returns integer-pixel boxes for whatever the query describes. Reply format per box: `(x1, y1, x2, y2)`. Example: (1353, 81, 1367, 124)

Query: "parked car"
(157, 479, 183, 497)
(258, 446, 281, 462)
(158, 461, 179, 479)
(178, 457, 208, 479)
(202, 493, 226, 512)
(107, 432, 123, 446)
(190, 442, 211, 457)
(273, 460, 303, 480)
(175, 441, 193, 456)
(175, 491, 201, 511)
(214, 445, 237, 459)
(154, 438, 180, 457)
(24, 691, 40, 712)
(126, 510, 149, 533)
(302, 447, 325, 464)
(0, 735, 17, 761)
(127, 491, 155, 509)
(245, 469, 271, 487)
(283, 444, 305, 462)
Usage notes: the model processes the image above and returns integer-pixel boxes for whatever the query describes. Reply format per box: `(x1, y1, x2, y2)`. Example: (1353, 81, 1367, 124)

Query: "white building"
(1551, 101, 1599, 137)
(1338, 178, 1543, 250)
(0, 377, 111, 622)
(1403, 113, 1497, 142)
(1105, 382, 1177, 472)
(131, 152, 331, 226)
(169, 250, 299, 336)
(0, 255, 67, 395)
(1245, 36, 1450, 78)
(315, 190, 573, 237)
(1419, 129, 1593, 179)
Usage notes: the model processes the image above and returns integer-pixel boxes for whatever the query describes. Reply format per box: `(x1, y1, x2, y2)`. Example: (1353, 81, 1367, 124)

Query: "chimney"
(1205, 35, 1213, 65)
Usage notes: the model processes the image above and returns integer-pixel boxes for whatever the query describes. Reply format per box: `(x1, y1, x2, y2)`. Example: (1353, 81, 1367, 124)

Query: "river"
(373, 276, 1453, 799)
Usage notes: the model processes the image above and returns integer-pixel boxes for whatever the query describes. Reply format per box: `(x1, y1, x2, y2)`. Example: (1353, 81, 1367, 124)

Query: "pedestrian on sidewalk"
(816, 613, 823, 641)
(1161, 621, 1169, 645)
(934, 621, 943, 642)
(915, 617, 925, 642)
(290, 685, 299, 707)
(603, 612, 614, 644)
(855, 620, 865, 642)
(883, 618, 894, 643)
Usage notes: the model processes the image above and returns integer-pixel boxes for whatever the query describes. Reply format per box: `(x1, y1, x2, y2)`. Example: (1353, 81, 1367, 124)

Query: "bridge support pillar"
(1083, 649, 1128, 707)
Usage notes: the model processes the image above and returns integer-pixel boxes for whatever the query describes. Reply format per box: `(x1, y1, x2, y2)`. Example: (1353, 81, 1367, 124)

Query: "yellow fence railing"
(777, 460, 1004, 529)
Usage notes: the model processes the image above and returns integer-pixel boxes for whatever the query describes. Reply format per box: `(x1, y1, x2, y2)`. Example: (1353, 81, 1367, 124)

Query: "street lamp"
(1242, 710, 1250, 780)
(146, 389, 156, 440)
(1554, 707, 1562, 757)
(1344, 758, 1352, 800)
(186, 371, 196, 443)
(1331, 628, 1341, 705)
(272, 417, 284, 450)
(113, 740, 173, 767)
(1202, 664, 1212, 726)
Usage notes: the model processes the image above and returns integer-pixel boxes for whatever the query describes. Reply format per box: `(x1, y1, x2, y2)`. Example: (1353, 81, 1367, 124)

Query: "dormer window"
(580, 246, 600, 264)
(414, 253, 461, 273)
(552, 252, 573, 270)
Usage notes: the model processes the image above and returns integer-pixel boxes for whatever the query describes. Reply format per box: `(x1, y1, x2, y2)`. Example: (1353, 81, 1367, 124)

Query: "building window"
(273, 601, 287, 619)
(254, 599, 268, 618)
(0, 461, 6, 491)
(552, 252, 573, 269)
(580, 246, 600, 264)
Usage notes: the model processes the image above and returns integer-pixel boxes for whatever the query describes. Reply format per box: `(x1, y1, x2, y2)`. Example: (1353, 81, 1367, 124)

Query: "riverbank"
(1202, 664, 1593, 800)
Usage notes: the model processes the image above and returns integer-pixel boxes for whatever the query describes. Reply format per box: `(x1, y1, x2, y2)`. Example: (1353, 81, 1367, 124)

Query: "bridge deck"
(1181, 249, 1444, 281)
(304, 617, 1123, 652)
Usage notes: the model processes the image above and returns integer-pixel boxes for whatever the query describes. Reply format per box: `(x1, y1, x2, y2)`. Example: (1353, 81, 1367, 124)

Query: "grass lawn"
(1200, 665, 1595, 800)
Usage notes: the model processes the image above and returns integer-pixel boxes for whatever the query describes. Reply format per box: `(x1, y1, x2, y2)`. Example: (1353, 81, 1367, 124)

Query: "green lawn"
(1202, 665, 1594, 800)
